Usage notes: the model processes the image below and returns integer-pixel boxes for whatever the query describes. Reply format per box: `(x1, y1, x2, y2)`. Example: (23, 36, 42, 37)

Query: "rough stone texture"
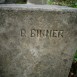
(0, 4, 77, 77)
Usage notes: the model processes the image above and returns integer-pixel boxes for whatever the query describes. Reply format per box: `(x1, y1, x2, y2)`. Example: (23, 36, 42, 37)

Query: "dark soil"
(68, 61, 77, 77)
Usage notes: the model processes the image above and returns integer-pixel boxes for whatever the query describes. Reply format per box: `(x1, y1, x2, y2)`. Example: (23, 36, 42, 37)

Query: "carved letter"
(58, 30, 63, 37)
(31, 29, 36, 37)
(52, 30, 58, 37)
(21, 29, 26, 37)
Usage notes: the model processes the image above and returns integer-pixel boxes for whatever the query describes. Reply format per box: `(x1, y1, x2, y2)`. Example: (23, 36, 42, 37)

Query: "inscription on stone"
(0, 4, 77, 77)
(21, 29, 64, 38)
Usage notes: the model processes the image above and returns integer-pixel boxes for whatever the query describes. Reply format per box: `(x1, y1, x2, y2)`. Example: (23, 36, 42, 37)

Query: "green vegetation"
(47, 0, 53, 4)
(74, 50, 77, 62)
(47, 0, 77, 8)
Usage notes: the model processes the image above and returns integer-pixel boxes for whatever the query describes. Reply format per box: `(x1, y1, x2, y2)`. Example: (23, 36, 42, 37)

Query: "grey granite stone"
(0, 4, 77, 77)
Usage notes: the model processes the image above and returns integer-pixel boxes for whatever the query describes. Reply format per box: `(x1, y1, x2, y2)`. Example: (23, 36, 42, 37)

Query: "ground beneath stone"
(68, 61, 77, 77)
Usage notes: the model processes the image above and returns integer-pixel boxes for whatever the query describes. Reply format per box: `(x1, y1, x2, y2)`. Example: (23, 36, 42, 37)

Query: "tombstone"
(27, 0, 47, 4)
(0, 4, 77, 77)
(0, 0, 5, 3)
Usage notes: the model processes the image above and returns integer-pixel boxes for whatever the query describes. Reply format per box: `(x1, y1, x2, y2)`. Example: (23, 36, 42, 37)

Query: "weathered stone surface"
(0, 4, 77, 77)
